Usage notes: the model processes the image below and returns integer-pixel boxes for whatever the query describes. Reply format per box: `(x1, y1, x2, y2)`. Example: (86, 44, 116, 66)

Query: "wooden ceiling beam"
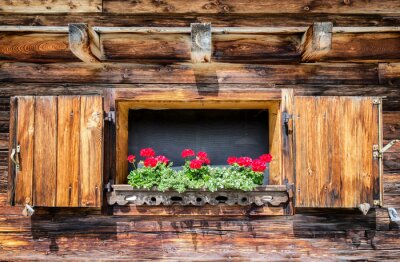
(68, 23, 101, 64)
(300, 22, 333, 62)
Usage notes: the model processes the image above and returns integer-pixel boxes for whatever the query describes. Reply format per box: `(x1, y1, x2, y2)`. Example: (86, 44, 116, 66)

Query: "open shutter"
(294, 96, 381, 208)
(8, 96, 103, 207)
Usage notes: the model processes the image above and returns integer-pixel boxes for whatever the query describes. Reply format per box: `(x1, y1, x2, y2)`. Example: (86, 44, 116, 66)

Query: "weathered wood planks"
(294, 97, 380, 208)
(56, 96, 80, 207)
(0, 0, 102, 13)
(79, 96, 103, 207)
(0, 62, 381, 84)
(103, 0, 400, 14)
(33, 96, 58, 207)
(8, 96, 103, 207)
(0, 33, 77, 63)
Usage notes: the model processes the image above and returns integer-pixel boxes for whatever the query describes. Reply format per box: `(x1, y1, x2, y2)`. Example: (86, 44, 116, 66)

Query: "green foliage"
(128, 161, 264, 193)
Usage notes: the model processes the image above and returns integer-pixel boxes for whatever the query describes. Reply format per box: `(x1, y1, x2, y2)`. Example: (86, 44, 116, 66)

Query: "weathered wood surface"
(0, 33, 77, 63)
(2, 14, 400, 27)
(8, 96, 103, 207)
(294, 97, 379, 208)
(33, 97, 58, 207)
(0, 62, 383, 84)
(0, 0, 102, 13)
(103, 0, 400, 14)
(2, 31, 400, 63)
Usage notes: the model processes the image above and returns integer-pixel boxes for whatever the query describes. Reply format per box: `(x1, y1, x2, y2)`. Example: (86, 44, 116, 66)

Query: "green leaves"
(128, 162, 265, 193)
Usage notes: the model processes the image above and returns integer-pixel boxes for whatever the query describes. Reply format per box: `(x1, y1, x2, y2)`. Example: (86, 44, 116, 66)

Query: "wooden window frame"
(110, 87, 294, 190)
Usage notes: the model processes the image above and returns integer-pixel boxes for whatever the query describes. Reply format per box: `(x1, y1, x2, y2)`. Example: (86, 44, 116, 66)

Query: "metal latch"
(10, 145, 20, 171)
(282, 112, 293, 124)
(104, 180, 113, 192)
(104, 111, 115, 123)
(373, 139, 400, 159)
(388, 208, 400, 222)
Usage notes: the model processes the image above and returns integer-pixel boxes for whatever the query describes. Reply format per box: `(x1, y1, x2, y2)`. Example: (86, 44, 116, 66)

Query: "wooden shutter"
(8, 96, 103, 207)
(294, 97, 381, 208)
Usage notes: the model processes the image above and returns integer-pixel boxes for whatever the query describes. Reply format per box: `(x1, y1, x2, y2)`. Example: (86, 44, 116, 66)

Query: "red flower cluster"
(127, 155, 136, 163)
(155, 155, 169, 164)
(182, 149, 211, 169)
(144, 157, 158, 167)
(140, 148, 155, 158)
(251, 159, 267, 172)
(189, 159, 203, 169)
(181, 149, 195, 158)
(227, 153, 272, 173)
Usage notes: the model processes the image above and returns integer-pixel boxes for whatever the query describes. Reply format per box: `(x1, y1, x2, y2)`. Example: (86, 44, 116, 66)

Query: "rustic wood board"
(33, 96, 57, 207)
(0, 0, 102, 13)
(294, 97, 380, 208)
(56, 96, 80, 207)
(79, 96, 103, 207)
(103, 0, 400, 14)
(14, 97, 35, 205)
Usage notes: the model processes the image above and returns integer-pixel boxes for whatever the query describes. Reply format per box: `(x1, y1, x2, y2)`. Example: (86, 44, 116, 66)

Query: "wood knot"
(343, 0, 351, 5)
(303, 5, 310, 11)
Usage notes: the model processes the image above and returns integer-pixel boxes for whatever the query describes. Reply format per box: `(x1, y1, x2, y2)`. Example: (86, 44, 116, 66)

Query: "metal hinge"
(373, 140, 400, 159)
(282, 112, 293, 124)
(104, 111, 115, 123)
(372, 97, 381, 105)
(104, 180, 113, 192)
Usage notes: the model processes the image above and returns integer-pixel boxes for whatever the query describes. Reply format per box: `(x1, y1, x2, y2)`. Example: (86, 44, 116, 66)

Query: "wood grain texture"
(68, 24, 100, 64)
(33, 96, 57, 207)
(0, 62, 380, 84)
(300, 22, 332, 62)
(101, 33, 191, 62)
(103, 0, 400, 14)
(0, 33, 77, 63)
(294, 97, 379, 208)
(0, 0, 102, 13)
(79, 96, 103, 207)
(14, 97, 35, 205)
(56, 96, 80, 207)
(213, 34, 300, 62)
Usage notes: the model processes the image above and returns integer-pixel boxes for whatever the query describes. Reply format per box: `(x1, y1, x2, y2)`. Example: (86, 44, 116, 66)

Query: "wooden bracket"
(191, 23, 212, 63)
(300, 22, 333, 62)
(68, 23, 101, 63)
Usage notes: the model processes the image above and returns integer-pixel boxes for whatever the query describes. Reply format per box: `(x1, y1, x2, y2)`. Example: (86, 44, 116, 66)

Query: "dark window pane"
(128, 109, 269, 168)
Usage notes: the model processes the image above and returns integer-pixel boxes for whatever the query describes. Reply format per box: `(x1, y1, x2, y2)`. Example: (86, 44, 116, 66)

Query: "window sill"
(107, 184, 289, 207)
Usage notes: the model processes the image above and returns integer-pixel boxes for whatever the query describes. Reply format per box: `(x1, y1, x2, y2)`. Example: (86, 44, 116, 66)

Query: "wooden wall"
(0, 1, 399, 260)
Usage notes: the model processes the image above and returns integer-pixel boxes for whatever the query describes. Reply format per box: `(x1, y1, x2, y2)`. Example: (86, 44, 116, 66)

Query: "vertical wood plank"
(116, 102, 129, 184)
(80, 96, 103, 207)
(56, 96, 80, 207)
(295, 96, 379, 208)
(14, 97, 35, 206)
(8, 97, 16, 205)
(268, 103, 281, 185)
(281, 89, 294, 214)
(33, 96, 57, 207)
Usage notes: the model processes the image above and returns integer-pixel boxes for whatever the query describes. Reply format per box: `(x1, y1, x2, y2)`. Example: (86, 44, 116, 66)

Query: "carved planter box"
(107, 185, 289, 207)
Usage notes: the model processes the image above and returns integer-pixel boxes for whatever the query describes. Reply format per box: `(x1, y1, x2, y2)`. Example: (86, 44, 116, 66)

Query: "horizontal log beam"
(0, 83, 398, 111)
(0, 62, 380, 84)
(1, 14, 400, 28)
(0, 33, 78, 63)
(102, 0, 400, 14)
(1, 27, 400, 63)
(0, 0, 102, 13)
(2, 25, 400, 34)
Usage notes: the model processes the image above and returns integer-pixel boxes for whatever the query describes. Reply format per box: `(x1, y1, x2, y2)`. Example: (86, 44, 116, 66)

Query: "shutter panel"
(294, 96, 381, 208)
(9, 96, 103, 207)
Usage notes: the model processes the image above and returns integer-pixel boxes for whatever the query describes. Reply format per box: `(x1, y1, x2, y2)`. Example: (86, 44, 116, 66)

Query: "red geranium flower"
(181, 149, 195, 158)
(197, 151, 208, 160)
(259, 153, 272, 163)
(140, 148, 155, 158)
(127, 155, 136, 163)
(200, 157, 211, 165)
(227, 156, 237, 165)
(189, 159, 203, 169)
(237, 157, 253, 167)
(144, 157, 158, 167)
(251, 159, 267, 172)
(155, 155, 169, 164)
